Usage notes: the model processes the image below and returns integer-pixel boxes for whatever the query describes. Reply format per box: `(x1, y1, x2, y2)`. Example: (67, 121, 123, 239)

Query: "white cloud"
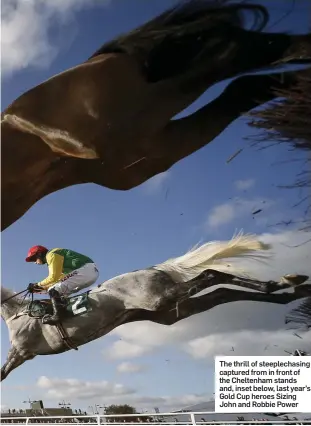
(1, 0, 108, 77)
(107, 320, 193, 360)
(106, 341, 150, 359)
(117, 362, 147, 374)
(255, 230, 311, 280)
(234, 179, 255, 191)
(36, 375, 210, 411)
(205, 197, 275, 229)
(142, 172, 170, 195)
(37, 376, 135, 400)
(106, 229, 311, 361)
(185, 329, 311, 359)
(206, 203, 236, 228)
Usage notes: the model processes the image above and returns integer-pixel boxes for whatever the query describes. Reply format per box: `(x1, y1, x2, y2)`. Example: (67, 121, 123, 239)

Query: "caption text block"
(215, 356, 311, 413)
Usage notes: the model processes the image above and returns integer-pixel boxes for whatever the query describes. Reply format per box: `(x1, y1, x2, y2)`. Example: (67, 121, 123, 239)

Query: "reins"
(1, 289, 28, 303)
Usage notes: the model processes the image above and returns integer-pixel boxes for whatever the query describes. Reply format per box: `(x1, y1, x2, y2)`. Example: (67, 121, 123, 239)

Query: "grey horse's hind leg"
(181, 270, 308, 300)
(144, 284, 311, 326)
(1, 347, 34, 381)
(213, 273, 309, 294)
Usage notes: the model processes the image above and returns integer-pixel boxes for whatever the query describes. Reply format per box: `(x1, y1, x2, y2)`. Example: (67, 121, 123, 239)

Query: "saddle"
(27, 292, 91, 320)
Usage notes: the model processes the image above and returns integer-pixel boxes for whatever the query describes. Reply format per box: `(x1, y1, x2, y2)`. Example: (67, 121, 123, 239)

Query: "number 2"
(72, 296, 87, 315)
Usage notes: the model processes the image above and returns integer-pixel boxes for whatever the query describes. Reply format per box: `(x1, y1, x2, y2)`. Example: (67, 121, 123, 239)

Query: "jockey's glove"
(28, 283, 44, 293)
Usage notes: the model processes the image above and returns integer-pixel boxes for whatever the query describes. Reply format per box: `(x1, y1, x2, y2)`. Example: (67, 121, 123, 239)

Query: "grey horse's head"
(1, 287, 18, 304)
(0, 286, 28, 321)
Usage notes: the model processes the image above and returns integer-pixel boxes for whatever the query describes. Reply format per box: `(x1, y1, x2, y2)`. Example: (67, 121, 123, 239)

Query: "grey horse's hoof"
(1, 367, 7, 382)
(280, 274, 309, 286)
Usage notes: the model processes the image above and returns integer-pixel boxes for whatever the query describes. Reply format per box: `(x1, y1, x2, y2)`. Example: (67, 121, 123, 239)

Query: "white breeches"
(49, 263, 99, 296)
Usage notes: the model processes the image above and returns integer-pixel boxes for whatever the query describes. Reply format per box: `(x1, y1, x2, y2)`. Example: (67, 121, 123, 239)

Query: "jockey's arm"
(38, 252, 64, 290)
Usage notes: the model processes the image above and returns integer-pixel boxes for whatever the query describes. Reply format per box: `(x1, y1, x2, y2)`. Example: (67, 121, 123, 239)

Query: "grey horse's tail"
(154, 231, 271, 283)
(89, 0, 270, 82)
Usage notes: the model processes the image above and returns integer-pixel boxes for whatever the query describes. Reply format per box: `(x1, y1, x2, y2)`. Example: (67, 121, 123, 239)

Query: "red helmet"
(25, 245, 48, 262)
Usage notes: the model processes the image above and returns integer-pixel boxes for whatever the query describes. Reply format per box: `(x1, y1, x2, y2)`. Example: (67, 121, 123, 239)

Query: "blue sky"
(1, 0, 311, 414)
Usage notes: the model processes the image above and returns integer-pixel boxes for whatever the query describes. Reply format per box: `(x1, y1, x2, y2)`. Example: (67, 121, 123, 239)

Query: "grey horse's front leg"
(1, 347, 34, 381)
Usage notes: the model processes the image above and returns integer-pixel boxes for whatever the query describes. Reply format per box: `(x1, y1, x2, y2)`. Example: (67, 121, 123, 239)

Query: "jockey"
(25, 245, 99, 325)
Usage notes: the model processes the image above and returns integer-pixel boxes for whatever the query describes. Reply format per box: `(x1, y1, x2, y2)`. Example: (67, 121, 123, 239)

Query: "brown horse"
(2, 0, 311, 230)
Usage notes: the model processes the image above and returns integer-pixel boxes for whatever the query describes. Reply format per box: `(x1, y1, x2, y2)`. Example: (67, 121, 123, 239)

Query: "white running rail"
(0, 411, 309, 425)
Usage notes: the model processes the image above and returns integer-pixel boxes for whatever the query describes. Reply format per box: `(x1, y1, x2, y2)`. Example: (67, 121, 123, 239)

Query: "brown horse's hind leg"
(155, 73, 299, 167)
(1, 347, 34, 381)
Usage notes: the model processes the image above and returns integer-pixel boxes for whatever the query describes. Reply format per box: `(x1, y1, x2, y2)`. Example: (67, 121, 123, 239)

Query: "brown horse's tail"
(90, 0, 269, 79)
(285, 296, 311, 329)
(247, 66, 311, 231)
(249, 66, 311, 151)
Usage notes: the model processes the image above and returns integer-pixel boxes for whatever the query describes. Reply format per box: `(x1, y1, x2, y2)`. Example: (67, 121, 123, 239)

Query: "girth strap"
(55, 322, 79, 351)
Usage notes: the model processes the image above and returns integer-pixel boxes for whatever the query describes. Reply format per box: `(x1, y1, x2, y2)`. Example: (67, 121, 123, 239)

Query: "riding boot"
(42, 289, 63, 325)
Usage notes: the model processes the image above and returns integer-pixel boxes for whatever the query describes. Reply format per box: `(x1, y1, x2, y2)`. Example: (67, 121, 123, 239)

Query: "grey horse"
(1, 233, 309, 381)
